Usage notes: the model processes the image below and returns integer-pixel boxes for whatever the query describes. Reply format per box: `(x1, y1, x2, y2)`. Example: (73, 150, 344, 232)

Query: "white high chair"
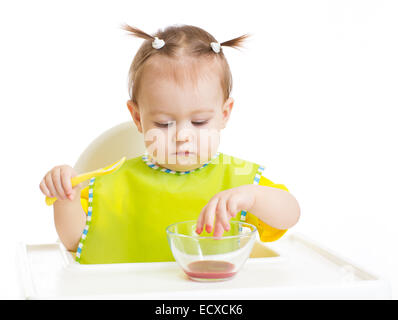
(17, 122, 392, 299)
(73, 121, 146, 186)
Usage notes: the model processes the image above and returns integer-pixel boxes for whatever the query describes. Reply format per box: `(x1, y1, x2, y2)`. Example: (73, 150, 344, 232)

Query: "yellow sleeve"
(245, 175, 289, 242)
(80, 186, 89, 215)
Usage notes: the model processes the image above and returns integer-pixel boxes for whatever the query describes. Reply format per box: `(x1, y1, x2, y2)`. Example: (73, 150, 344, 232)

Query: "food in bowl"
(166, 220, 257, 281)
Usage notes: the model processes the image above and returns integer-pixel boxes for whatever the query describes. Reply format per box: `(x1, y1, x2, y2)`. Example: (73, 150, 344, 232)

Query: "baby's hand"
(39, 165, 82, 201)
(195, 185, 256, 237)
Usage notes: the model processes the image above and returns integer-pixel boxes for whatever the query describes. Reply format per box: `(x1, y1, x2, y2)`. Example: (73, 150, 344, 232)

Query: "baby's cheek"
(198, 129, 220, 155)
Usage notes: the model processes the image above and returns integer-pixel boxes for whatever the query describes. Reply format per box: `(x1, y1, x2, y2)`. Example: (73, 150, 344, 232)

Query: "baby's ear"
(126, 100, 138, 118)
(127, 100, 143, 133)
(221, 97, 234, 128)
(126, 100, 134, 113)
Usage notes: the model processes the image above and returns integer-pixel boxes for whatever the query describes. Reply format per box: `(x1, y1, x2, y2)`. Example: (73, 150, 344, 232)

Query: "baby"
(39, 24, 300, 264)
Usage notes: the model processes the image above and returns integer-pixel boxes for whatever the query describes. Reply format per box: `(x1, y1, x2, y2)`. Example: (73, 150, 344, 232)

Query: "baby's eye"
(154, 120, 208, 128)
(192, 120, 208, 126)
(154, 121, 174, 128)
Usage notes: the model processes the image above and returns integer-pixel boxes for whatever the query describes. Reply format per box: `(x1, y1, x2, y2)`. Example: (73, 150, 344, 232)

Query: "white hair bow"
(152, 37, 165, 49)
(210, 42, 221, 53)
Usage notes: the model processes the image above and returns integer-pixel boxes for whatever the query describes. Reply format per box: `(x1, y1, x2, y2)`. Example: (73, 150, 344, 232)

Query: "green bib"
(76, 152, 264, 264)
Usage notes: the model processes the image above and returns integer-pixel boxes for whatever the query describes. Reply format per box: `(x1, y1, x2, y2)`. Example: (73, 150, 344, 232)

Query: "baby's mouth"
(173, 151, 195, 156)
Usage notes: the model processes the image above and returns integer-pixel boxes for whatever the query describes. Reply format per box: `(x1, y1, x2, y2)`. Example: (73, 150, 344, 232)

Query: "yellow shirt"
(79, 174, 289, 242)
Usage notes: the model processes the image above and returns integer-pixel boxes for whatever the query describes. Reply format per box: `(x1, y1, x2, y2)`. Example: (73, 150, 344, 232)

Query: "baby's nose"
(175, 127, 196, 143)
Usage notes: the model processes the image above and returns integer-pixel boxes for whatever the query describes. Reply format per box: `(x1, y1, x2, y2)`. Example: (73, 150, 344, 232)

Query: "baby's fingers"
(196, 204, 207, 234)
(196, 198, 215, 234)
(226, 197, 239, 218)
(214, 198, 230, 237)
(39, 179, 51, 197)
(44, 172, 57, 198)
(213, 222, 224, 238)
(51, 167, 68, 200)
(60, 167, 73, 200)
(203, 198, 219, 234)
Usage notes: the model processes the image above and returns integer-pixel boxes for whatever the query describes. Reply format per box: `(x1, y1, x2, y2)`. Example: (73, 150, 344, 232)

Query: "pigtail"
(120, 23, 155, 41)
(220, 33, 252, 51)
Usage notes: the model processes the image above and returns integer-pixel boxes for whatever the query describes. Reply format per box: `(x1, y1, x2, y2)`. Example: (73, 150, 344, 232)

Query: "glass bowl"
(166, 220, 258, 282)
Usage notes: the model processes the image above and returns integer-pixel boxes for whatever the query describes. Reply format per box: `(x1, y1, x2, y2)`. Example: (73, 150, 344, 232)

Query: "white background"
(0, 0, 397, 299)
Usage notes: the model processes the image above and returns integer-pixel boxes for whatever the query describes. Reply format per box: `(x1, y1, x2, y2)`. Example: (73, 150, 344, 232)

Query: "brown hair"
(121, 23, 251, 107)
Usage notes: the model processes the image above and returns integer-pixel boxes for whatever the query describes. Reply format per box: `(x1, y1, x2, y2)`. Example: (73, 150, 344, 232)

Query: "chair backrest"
(54, 121, 145, 243)
(73, 121, 146, 186)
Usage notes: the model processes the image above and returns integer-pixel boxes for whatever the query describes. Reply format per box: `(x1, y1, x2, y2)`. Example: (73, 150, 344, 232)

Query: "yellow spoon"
(45, 156, 126, 206)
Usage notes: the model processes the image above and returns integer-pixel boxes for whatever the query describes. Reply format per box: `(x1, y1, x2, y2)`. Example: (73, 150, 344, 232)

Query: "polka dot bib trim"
(142, 152, 221, 175)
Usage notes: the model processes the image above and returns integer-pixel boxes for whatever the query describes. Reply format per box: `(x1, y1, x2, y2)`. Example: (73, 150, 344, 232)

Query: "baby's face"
(128, 57, 233, 171)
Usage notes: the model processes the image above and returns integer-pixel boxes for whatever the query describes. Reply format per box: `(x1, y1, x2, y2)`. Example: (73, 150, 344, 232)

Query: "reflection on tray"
(249, 241, 280, 258)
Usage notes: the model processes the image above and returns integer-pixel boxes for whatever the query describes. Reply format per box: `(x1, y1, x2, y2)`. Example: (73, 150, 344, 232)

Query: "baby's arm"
(53, 186, 86, 251)
(249, 184, 300, 230)
(40, 165, 87, 251)
(196, 184, 300, 237)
